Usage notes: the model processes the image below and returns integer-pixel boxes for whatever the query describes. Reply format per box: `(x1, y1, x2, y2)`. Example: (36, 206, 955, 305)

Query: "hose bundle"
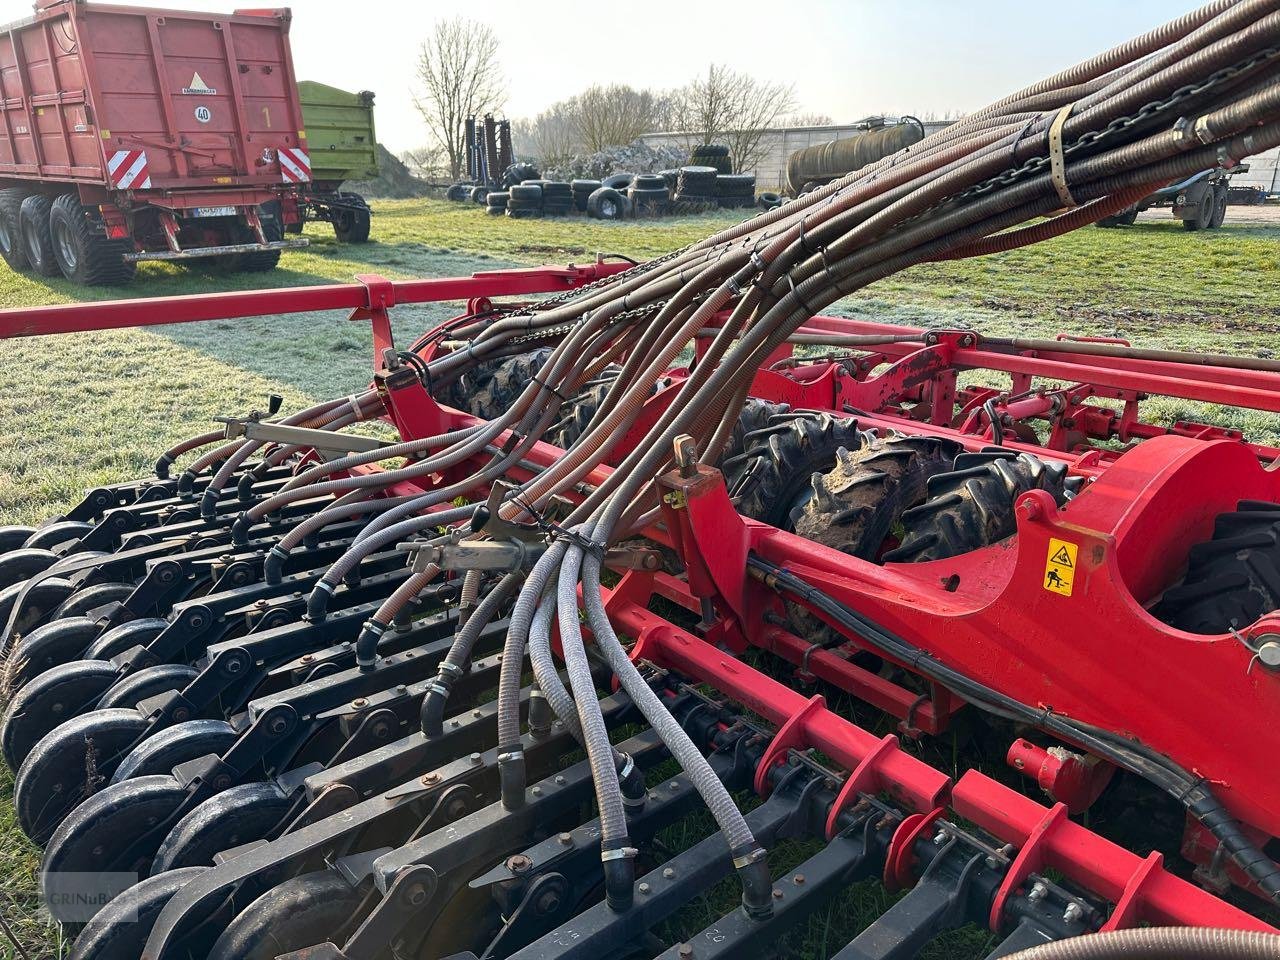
(154, 0, 1280, 917)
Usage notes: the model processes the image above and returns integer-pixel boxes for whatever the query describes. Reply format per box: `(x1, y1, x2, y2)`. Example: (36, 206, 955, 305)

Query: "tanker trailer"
(786, 116, 926, 196)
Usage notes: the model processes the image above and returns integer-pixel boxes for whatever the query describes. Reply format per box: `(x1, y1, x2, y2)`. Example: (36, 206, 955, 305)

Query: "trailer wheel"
(882, 449, 1073, 563)
(793, 434, 962, 560)
(0, 187, 30, 270)
(48, 194, 135, 286)
(237, 204, 284, 272)
(1210, 185, 1228, 228)
(332, 192, 371, 243)
(1153, 500, 1280, 634)
(19, 194, 59, 277)
(1183, 195, 1215, 231)
(722, 411, 866, 528)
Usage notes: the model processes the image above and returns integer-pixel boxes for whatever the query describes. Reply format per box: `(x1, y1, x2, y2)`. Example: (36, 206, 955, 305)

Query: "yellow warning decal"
(100, 129, 111, 138)
(1044, 537, 1077, 597)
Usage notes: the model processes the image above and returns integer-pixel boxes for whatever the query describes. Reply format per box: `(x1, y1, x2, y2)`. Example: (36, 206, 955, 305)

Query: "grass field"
(0, 197, 1276, 956)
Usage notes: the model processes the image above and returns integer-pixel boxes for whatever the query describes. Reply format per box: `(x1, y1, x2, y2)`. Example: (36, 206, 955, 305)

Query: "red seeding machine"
(2, 3, 1280, 958)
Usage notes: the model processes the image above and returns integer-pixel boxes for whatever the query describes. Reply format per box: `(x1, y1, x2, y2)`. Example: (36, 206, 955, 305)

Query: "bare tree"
(671, 65, 797, 173)
(783, 112, 834, 127)
(574, 84, 665, 151)
(412, 18, 504, 181)
(512, 100, 579, 168)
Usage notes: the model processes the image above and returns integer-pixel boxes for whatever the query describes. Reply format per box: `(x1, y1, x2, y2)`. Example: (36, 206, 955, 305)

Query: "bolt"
(678, 944, 694, 959)
(663, 868, 675, 880)
(638, 882, 650, 895)
(506, 854, 532, 873)
(470, 752, 482, 764)
(473, 709, 483, 718)
(555, 775, 566, 785)
(225, 658, 243, 674)
(255, 599, 269, 608)
(793, 874, 805, 885)
(406, 883, 427, 906)
(352, 698, 367, 709)
(172, 707, 189, 722)
(300, 654, 313, 663)
(933, 828, 948, 845)
(668, 781, 680, 791)
(1028, 881, 1048, 902)
(1063, 902, 1084, 924)
(535, 889, 562, 913)
(673, 434, 700, 478)
(421, 772, 440, 785)
(269, 716, 289, 735)
(772, 889, 783, 900)
(558, 832, 574, 845)
(395, 684, 408, 695)
(531, 785, 542, 796)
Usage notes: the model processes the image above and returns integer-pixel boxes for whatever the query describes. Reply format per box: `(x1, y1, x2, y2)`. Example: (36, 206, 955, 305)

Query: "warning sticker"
(1043, 537, 1078, 597)
(182, 72, 217, 95)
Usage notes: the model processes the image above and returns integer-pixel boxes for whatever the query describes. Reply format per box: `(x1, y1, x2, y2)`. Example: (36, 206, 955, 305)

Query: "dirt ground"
(1138, 203, 1280, 225)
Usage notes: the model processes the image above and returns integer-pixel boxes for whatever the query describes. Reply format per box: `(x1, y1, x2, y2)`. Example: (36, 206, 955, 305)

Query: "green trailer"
(292, 81, 379, 242)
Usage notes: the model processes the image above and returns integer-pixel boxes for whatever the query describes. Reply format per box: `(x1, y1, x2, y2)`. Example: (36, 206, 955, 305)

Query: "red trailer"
(0, 0, 309, 284)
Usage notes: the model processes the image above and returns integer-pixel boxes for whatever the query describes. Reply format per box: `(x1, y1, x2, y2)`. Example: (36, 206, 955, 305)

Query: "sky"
(0, 0, 1235, 153)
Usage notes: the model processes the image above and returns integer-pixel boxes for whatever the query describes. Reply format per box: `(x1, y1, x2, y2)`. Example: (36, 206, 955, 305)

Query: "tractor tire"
(548, 369, 624, 450)
(1210, 185, 1228, 228)
(586, 187, 628, 220)
(19, 194, 59, 277)
(237, 204, 284, 273)
(332, 193, 371, 243)
(883, 449, 1071, 563)
(48, 194, 136, 286)
(445, 183, 470, 202)
(721, 411, 866, 529)
(757, 192, 783, 211)
(571, 179, 602, 213)
(0, 187, 30, 271)
(470, 186, 489, 205)
(602, 173, 635, 191)
(794, 434, 962, 561)
(1153, 500, 1280, 634)
(467, 348, 555, 420)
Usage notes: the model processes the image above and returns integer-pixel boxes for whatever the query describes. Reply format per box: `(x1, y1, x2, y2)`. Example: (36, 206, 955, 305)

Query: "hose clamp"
(1047, 102, 1078, 208)
(314, 580, 336, 596)
(362, 618, 386, 637)
(427, 681, 450, 697)
(600, 846, 639, 862)
(497, 749, 523, 763)
(732, 846, 767, 870)
(348, 393, 366, 421)
(438, 662, 465, 679)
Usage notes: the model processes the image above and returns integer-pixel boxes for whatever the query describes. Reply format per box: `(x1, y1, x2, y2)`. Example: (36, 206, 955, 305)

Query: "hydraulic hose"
(1002, 929, 1280, 960)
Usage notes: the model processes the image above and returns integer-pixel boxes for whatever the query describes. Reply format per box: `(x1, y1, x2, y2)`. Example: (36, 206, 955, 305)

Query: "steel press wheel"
(68, 866, 209, 960)
(6, 615, 101, 693)
(13, 707, 150, 843)
(41, 774, 191, 933)
(109, 718, 236, 784)
(151, 780, 295, 872)
(206, 869, 364, 960)
(0, 658, 120, 769)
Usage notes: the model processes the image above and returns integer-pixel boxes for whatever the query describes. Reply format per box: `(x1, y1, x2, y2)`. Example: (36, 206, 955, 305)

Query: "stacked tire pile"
(673, 165, 718, 210)
(505, 183, 543, 218)
(541, 180, 574, 216)
(714, 173, 757, 209)
(690, 143, 732, 173)
(571, 179, 602, 212)
(627, 174, 670, 217)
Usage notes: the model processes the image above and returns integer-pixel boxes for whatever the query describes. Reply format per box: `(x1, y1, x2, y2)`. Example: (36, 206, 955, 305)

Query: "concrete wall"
(637, 121, 953, 190)
(1234, 148, 1279, 194)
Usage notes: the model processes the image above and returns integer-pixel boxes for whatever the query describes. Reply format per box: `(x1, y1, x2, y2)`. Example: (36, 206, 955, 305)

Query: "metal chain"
(957, 45, 1280, 202)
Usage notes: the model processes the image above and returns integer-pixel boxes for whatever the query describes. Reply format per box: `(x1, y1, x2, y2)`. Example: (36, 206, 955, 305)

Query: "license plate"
(193, 205, 236, 218)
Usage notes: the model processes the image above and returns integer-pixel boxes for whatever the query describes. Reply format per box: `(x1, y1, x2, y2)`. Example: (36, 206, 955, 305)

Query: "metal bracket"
(215, 415, 387, 458)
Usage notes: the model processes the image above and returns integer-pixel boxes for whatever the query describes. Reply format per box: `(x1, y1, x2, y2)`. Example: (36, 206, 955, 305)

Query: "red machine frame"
(2, 261, 1277, 927)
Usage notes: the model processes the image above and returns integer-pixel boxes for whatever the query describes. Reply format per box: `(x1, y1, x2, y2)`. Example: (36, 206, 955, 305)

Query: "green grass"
(0, 199, 1276, 957)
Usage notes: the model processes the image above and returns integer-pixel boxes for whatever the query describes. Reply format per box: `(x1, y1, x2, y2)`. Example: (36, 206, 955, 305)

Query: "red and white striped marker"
(106, 149, 152, 190)
(278, 147, 311, 183)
